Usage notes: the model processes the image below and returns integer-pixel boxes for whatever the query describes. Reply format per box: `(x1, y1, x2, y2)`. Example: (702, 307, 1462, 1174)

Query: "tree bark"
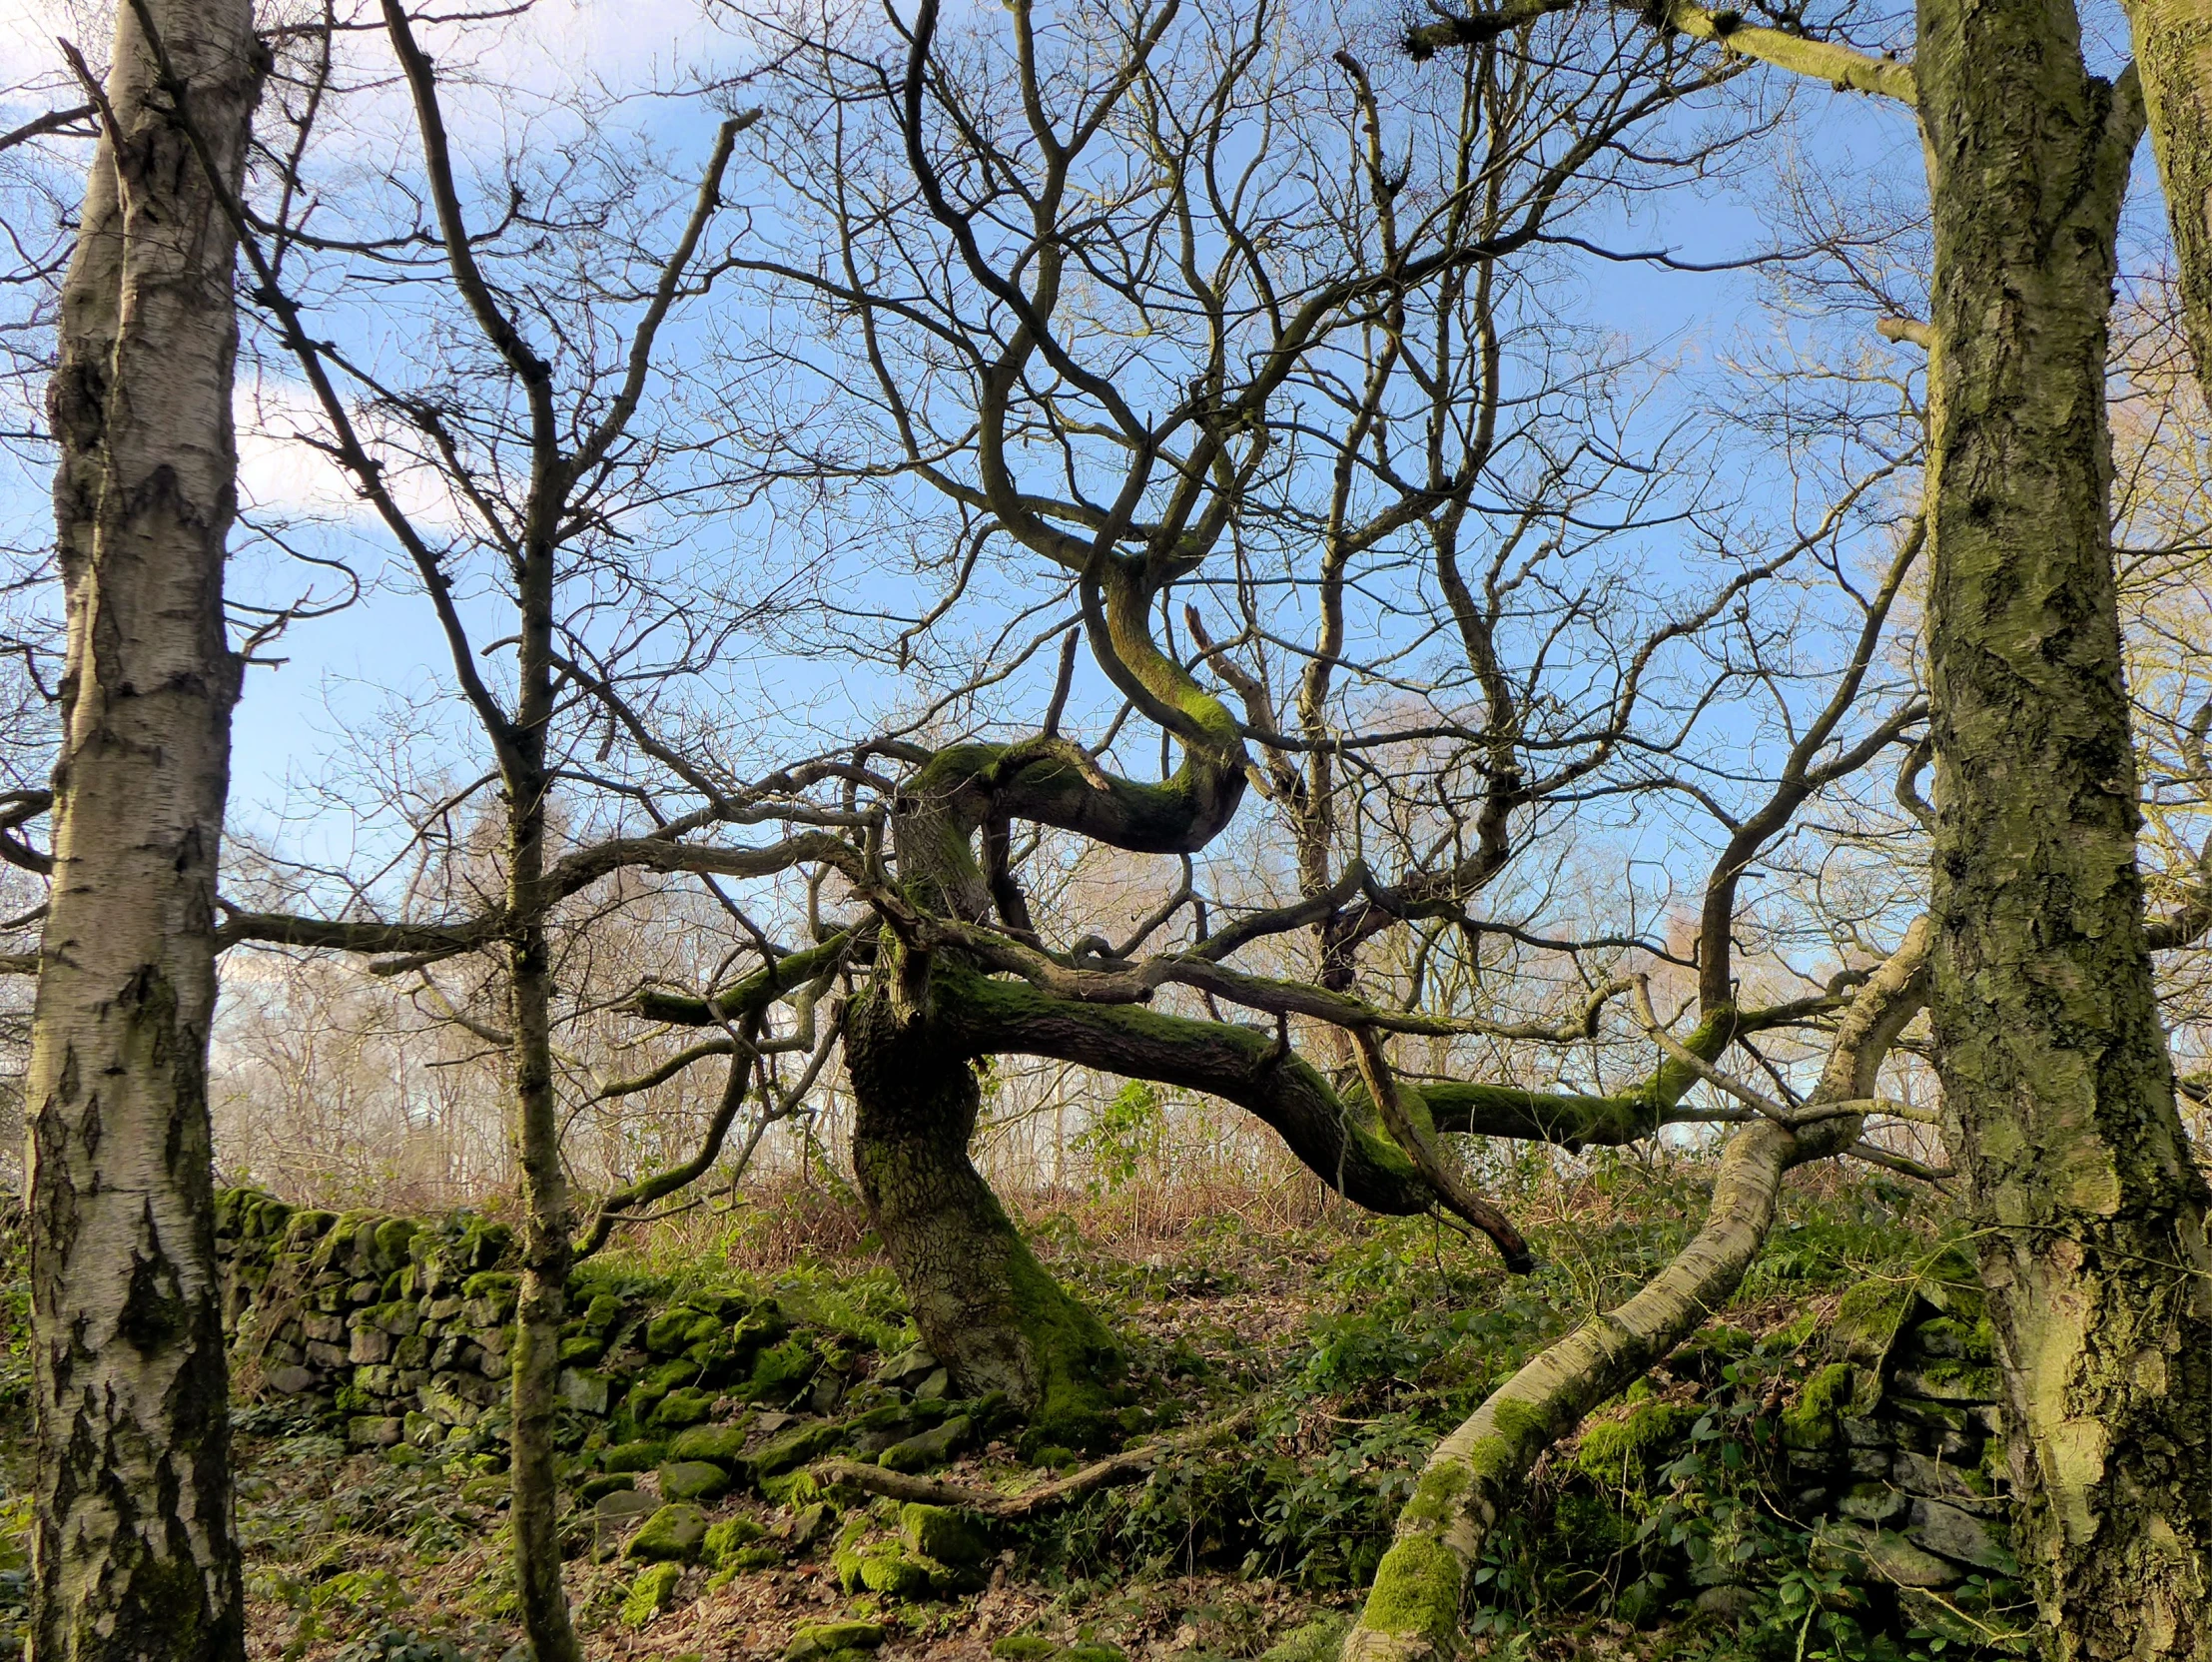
(846, 982, 1125, 1450)
(28, 2, 259, 1656)
(505, 905, 580, 1662)
(1917, 2, 2212, 1654)
(2122, 0, 2212, 389)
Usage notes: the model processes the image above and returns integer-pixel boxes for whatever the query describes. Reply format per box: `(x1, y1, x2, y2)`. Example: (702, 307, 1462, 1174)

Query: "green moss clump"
(881, 1414, 974, 1474)
(1359, 1536, 1463, 1642)
(602, 1439, 664, 1474)
(753, 1418, 847, 1478)
(901, 1501, 988, 1565)
(704, 1517, 766, 1567)
(646, 1306, 706, 1355)
(1831, 1279, 1917, 1368)
(668, 1420, 754, 1466)
(620, 1561, 684, 1627)
(626, 1502, 709, 1562)
(581, 1292, 625, 1334)
(992, 1639, 1060, 1661)
(654, 1387, 717, 1429)
(1780, 1362, 1857, 1450)
(1575, 1399, 1700, 1486)
(1401, 1460, 1471, 1526)
(371, 1218, 418, 1271)
(660, 1459, 731, 1501)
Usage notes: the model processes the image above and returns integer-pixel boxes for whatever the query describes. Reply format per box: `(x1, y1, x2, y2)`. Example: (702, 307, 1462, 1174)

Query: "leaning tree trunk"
(846, 982, 1124, 1450)
(27, 3, 260, 1657)
(1340, 922, 1930, 1662)
(1918, 1, 2212, 1654)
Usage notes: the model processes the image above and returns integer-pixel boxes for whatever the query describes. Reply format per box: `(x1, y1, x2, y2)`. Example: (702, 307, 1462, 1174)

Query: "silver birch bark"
(29, 2, 260, 1656)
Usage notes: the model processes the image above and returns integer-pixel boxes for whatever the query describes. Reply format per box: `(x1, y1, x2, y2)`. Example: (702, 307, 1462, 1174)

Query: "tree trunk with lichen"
(28, 3, 260, 1657)
(1917, 1, 2212, 1654)
(2122, 0, 2212, 388)
(846, 977, 1125, 1451)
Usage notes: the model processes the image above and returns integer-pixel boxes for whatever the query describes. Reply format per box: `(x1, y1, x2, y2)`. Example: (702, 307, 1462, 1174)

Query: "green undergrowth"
(0, 1163, 2001, 1662)
(1012, 1170, 2007, 1662)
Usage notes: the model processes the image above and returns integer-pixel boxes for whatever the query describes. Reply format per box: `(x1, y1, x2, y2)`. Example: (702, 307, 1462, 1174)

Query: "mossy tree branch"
(1342, 920, 1930, 1662)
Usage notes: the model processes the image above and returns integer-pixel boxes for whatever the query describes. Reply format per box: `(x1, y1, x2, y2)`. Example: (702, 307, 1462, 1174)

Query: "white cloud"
(236, 377, 472, 535)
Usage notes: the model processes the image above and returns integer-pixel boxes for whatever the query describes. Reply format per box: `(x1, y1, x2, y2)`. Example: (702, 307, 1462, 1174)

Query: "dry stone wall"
(216, 1185, 2018, 1641)
(1779, 1269, 2017, 1642)
(217, 1188, 526, 1450)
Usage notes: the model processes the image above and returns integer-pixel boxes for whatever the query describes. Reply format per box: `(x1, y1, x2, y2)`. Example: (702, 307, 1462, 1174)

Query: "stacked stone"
(215, 1187, 520, 1451)
(1780, 1271, 2017, 1643)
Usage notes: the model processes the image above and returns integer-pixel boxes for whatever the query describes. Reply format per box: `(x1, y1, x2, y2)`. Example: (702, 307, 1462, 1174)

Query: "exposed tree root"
(810, 1404, 1260, 1519)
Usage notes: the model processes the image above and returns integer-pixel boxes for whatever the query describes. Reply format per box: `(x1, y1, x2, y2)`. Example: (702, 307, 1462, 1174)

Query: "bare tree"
(646, 0, 1931, 1455)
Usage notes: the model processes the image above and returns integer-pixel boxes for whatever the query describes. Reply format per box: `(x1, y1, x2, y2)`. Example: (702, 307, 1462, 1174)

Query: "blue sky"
(3, 0, 1938, 895)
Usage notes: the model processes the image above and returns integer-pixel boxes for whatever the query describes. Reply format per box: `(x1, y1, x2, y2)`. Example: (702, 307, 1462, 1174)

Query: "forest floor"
(0, 1151, 1975, 1662)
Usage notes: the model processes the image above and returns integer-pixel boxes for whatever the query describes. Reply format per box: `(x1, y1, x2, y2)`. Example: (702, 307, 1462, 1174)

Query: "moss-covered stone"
(754, 1418, 848, 1479)
(991, 1639, 1059, 1661)
(901, 1501, 988, 1565)
(580, 1473, 636, 1503)
(1359, 1536, 1463, 1643)
(626, 1502, 710, 1562)
(704, 1517, 766, 1567)
(787, 1620, 885, 1662)
(602, 1439, 664, 1474)
(654, 1386, 718, 1428)
(574, 1289, 620, 1330)
(646, 1305, 719, 1355)
(661, 1459, 732, 1501)
(880, 1414, 974, 1473)
(371, 1218, 418, 1272)
(1831, 1279, 1918, 1372)
(1781, 1363, 1857, 1450)
(620, 1560, 685, 1627)
(734, 1303, 790, 1354)
(668, 1419, 755, 1467)
(789, 1500, 838, 1549)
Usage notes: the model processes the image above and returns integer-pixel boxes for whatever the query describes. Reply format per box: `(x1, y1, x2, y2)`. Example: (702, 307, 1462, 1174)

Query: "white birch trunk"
(29, 3, 260, 1655)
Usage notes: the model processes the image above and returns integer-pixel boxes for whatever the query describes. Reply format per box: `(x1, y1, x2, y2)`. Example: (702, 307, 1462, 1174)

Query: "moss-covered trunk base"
(847, 987, 1124, 1453)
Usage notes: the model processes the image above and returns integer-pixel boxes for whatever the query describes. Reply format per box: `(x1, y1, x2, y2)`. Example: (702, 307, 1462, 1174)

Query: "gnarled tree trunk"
(847, 981, 1125, 1450)
(29, 3, 260, 1656)
(1918, 1, 2212, 1652)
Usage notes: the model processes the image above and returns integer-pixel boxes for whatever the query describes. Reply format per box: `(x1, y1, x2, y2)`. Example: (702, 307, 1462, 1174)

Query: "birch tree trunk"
(1917, 1, 2212, 1653)
(28, 2, 260, 1657)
